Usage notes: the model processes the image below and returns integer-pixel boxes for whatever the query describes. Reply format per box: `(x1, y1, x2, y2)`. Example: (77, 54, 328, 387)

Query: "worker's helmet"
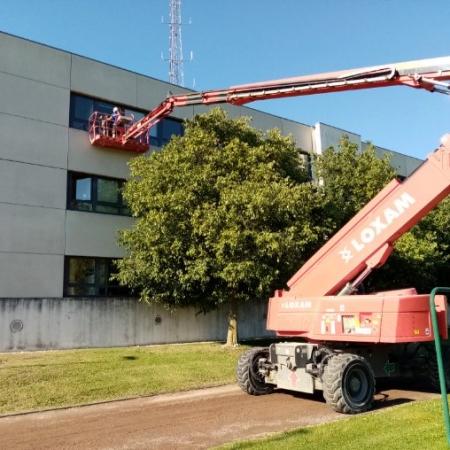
(113, 107, 119, 113)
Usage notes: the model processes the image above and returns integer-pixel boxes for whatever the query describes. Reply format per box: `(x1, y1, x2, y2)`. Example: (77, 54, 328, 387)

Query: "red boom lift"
(90, 56, 450, 413)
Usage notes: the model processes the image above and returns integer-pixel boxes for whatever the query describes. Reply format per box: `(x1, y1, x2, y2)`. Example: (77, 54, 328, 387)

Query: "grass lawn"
(217, 399, 449, 450)
(0, 342, 246, 415)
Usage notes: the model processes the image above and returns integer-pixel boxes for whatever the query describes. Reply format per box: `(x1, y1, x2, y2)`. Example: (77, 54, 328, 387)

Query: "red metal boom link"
(114, 56, 450, 148)
(123, 98, 176, 141)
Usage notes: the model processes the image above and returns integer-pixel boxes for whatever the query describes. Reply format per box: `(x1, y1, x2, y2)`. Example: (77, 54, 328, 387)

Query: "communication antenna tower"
(168, 0, 184, 86)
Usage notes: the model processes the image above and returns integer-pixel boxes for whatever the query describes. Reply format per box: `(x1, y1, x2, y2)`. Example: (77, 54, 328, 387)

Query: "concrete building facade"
(0, 32, 421, 351)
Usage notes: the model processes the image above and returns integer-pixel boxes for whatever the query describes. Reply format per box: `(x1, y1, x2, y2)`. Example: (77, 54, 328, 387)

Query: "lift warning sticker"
(342, 315, 373, 335)
(320, 317, 337, 335)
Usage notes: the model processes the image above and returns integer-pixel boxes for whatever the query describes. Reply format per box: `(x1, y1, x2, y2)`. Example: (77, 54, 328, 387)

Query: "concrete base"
(0, 298, 273, 352)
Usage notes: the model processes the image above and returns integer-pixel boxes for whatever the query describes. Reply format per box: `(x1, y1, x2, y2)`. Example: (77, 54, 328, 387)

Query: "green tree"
(313, 137, 396, 234)
(116, 109, 324, 346)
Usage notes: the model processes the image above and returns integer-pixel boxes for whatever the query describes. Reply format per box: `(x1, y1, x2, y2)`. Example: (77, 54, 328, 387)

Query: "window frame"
(299, 150, 313, 180)
(156, 117, 184, 147)
(67, 171, 131, 216)
(69, 93, 147, 132)
(69, 92, 184, 146)
(64, 256, 134, 297)
(69, 94, 94, 131)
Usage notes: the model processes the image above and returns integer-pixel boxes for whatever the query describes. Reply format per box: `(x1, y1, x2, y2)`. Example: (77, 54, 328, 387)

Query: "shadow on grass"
(372, 394, 413, 410)
(372, 377, 438, 411)
(4, 355, 142, 368)
(271, 386, 416, 412)
(230, 428, 310, 449)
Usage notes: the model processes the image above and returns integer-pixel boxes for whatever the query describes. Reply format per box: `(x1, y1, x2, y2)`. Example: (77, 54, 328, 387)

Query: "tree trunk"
(225, 297, 238, 347)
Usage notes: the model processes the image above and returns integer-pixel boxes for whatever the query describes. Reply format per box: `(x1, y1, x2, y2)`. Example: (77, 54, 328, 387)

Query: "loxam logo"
(339, 192, 416, 263)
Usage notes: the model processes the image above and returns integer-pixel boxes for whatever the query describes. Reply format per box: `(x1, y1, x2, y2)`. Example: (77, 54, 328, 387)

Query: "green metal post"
(429, 287, 450, 446)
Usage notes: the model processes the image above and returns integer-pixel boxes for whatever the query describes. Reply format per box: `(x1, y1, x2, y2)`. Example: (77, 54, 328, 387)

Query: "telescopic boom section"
(119, 56, 450, 146)
(282, 137, 450, 298)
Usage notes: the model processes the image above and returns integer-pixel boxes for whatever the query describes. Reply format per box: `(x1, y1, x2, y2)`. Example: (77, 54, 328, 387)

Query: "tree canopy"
(116, 109, 326, 344)
(116, 109, 450, 345)
(313, 139, 396, 234)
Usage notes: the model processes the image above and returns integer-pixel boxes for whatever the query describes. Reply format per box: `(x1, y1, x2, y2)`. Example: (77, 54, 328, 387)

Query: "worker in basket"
(111, 106, 134, 138)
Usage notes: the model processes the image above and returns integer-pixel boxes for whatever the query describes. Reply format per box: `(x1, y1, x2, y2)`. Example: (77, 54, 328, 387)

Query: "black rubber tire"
(237, 347, 274, 396)
(427, 345, 450, 392)
(322, 353, 375, 414)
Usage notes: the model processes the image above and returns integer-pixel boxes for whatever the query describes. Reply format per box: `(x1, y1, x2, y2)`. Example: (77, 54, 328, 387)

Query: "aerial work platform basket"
(88, 111, 149, 153)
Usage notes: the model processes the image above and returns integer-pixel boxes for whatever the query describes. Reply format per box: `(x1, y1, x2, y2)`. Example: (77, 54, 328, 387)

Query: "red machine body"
(89, 56, 450, 344)
(268, 290, 448, 343)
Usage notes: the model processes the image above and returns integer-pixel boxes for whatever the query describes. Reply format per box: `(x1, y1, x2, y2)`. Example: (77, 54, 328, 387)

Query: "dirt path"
(0, 385, 437, 450)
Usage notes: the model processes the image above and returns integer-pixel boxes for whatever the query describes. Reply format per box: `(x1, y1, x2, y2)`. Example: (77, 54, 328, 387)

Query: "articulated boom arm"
(122, 56, 450, 144)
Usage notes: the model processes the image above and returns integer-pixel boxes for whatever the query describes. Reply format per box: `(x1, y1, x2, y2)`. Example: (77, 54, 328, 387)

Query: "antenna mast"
(168, 0, 184, 86)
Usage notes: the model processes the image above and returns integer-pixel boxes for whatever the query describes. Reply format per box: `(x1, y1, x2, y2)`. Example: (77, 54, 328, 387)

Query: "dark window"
(67, 172, 130, 216)
(299, 151, 313, 180)
(157, 118, 184, 146)
(64, 256, 133, 297)
(69, 94, 145, 132)
(145, 117, 184, 147)
(69, 93, 184, 145)
(69, 95, 93, 131)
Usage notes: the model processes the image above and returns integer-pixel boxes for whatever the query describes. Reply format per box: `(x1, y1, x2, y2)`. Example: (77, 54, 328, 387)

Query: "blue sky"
(2, 0, 450, 158)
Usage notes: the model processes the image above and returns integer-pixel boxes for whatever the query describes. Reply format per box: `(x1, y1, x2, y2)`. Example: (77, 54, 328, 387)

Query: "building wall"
(0, 32, 423, 351)
(372, 145, 422, 176)
(0, 33, 70, 299)
(314, 122, 422, 177)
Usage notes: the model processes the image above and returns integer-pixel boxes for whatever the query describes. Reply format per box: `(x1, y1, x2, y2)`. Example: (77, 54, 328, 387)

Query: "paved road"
(0, 384, 437, 450)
